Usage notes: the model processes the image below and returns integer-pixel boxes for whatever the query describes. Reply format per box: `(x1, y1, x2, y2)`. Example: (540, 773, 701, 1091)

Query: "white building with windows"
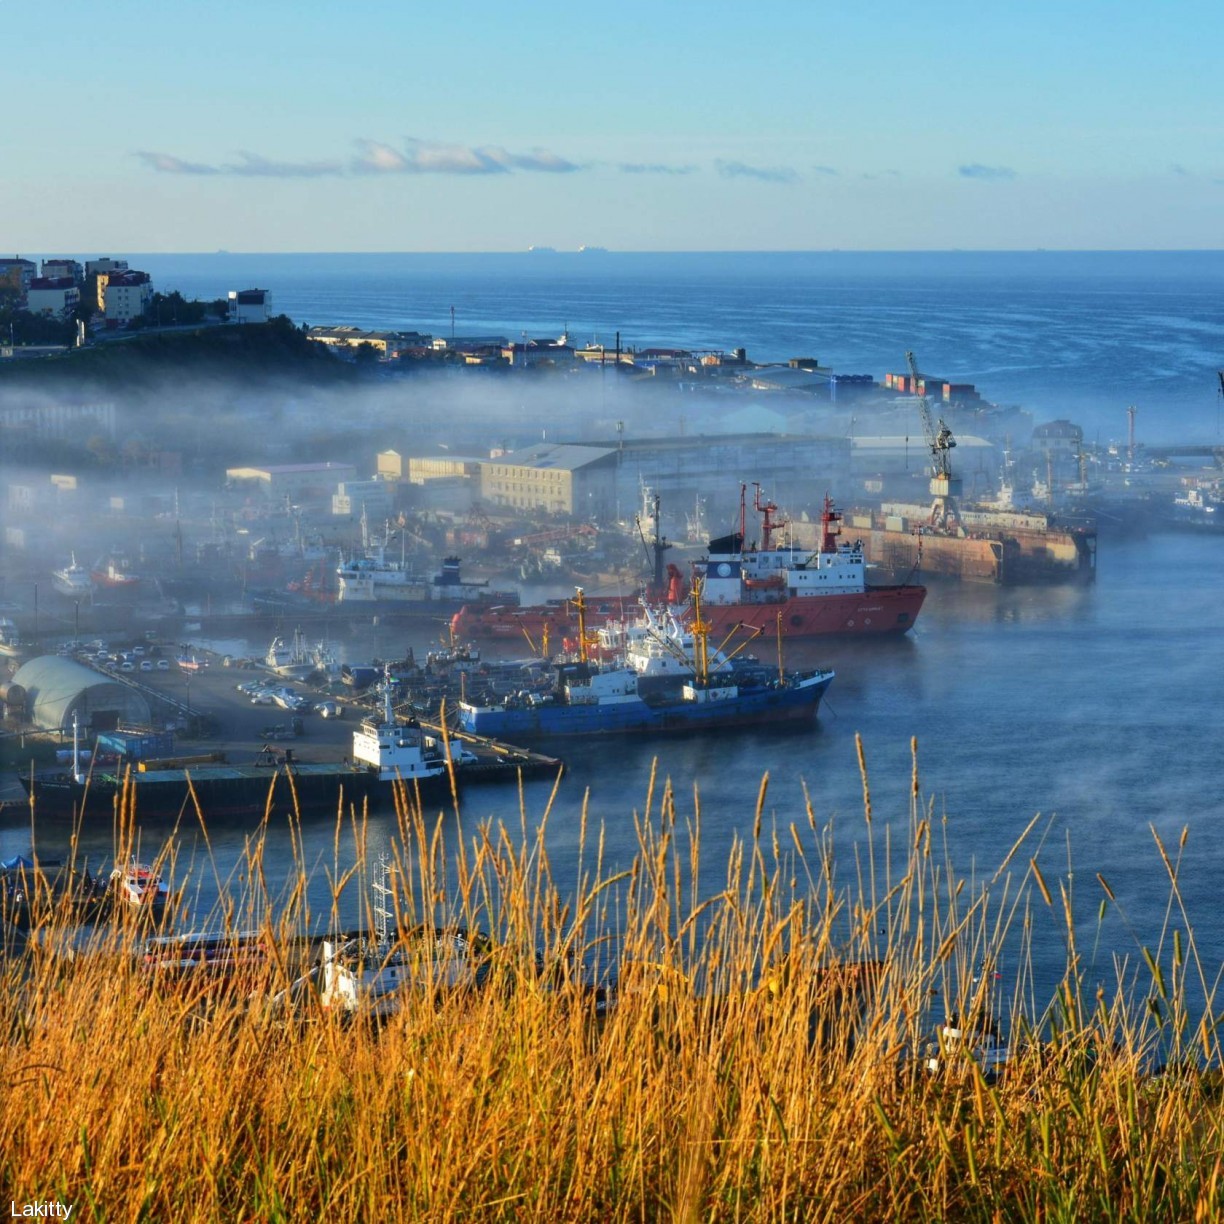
(230, 288, 271, 324)
(26, 276, 80, 318)
(103, 270, 153, 325)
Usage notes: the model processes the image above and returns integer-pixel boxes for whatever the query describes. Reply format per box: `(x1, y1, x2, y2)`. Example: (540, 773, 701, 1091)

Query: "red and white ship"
(91, 552, 141, 589)
(691, 485, 926, 639)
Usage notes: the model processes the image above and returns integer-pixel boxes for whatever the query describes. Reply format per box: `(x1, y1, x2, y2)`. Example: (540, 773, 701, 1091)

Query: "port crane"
(906, 350, 962, 528)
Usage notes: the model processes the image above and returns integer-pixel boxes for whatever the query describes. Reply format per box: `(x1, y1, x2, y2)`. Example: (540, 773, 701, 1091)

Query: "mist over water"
(134, 249, 1224, 443)
(3, 250, 1223, 1026)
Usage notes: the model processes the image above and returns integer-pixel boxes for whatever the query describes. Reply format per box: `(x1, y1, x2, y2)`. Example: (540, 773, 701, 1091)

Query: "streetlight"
(73, 599, 79, 645)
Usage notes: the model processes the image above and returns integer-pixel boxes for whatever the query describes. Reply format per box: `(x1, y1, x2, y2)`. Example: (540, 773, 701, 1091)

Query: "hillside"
(0, 316, 356, 390)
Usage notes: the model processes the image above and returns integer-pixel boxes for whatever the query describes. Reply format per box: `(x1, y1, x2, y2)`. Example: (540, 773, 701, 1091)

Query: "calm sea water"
(5, 252, 1223, 1020)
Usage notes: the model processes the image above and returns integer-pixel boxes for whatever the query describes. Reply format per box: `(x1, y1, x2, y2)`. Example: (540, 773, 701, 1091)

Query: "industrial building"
(8, 657, 153, 733)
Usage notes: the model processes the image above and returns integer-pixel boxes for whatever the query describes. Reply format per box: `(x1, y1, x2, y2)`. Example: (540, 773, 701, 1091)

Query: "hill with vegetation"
(0, 315, 355, 390)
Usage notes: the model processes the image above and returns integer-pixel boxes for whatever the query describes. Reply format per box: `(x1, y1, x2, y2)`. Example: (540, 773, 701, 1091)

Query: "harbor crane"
(906, 349, 962, 528)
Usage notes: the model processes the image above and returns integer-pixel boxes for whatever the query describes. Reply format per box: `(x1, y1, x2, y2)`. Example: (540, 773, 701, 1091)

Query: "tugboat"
(457, 588, 833, 739)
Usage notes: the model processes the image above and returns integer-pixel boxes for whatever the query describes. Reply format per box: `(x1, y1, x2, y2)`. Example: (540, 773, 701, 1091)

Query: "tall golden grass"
(2, 735, 1221, 1222)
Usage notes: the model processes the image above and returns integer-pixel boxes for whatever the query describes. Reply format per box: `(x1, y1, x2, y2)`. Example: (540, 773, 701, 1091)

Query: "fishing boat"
(334, 508, 518, 615)
(265, 627, 314, 680)
(52, 552, 94, 598)
(692, 485, 926, 639)
(456, 588, 834, 739)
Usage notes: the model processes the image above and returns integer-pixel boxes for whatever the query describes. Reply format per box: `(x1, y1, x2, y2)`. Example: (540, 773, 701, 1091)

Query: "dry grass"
(2, 736, 1223, 1222)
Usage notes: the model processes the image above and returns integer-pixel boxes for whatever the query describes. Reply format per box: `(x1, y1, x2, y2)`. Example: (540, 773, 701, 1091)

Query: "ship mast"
(753, 483, 786, 551)
(906, 349, 961, 529)
(689, 578, 710, 682)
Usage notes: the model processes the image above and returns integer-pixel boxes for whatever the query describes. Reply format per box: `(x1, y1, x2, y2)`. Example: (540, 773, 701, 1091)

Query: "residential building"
(103, 270, 154, 325)
(41, 258, 84, 284)
(85, 258, 130, 311)
(307, 325, 432, 359)
(229, 288, 271, 324)
(26, 276, 80, 318)
(0, 257, 37, 303)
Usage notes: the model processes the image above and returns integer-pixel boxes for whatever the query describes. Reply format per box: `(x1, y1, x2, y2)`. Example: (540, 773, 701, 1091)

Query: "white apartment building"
(103, 270, 153, 325)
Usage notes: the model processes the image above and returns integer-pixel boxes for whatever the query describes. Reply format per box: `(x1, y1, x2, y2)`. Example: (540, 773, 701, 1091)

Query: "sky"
(2, 0, 1221, 253)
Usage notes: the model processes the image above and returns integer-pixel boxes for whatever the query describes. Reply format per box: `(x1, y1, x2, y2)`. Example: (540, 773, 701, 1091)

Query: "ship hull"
(15, 762, 456, 823)
(458, 673, 831, 739)
(451, 597, 636, 642)
(700, 584, 925, 638)
(866, 527, 1095, 585)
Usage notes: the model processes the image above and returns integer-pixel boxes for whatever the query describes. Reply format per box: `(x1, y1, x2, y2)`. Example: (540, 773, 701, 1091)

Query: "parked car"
(157, 658, 170, 671)
(316, 700, 341, 719)
(139, 660, 153, 672)
(250, 693, 275, 705)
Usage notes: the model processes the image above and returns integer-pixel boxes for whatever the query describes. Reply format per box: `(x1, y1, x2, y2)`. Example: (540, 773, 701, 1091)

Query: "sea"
(5, 250, 1224, 1028)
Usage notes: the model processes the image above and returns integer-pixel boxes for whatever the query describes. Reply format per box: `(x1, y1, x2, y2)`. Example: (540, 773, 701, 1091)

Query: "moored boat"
(265, 627, 314, 680)
(52, 552, 95, 599)
(15, 688, 469, 823)
(692, 486, 926, 638)
(457, 589, 834, 739)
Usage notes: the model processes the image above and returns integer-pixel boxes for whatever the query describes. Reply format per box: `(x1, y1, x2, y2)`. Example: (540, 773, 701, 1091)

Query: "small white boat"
(110, 861, 171, 909)
(52, 552, 95, 598)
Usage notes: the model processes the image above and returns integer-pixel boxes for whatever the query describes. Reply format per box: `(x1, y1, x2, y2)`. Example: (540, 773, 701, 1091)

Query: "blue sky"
(2, 0, 1220, 252)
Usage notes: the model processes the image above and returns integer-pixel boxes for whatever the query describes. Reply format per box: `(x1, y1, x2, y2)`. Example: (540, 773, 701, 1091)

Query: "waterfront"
(3, 249, 1223, 1021)
(5, 527, 1223, 1015)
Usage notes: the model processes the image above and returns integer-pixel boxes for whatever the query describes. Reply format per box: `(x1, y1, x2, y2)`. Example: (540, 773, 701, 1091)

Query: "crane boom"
(905, 349, 962, 526)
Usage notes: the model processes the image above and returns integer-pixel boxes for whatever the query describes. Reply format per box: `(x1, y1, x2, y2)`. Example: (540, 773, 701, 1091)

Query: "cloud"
(958, 163, 1018, 181)
(618, 162, 697, 176)
(139, 138, 583, 179)
(224, 151, 344, 178)
(135, 151, 220, 175)
(353, 138, 580, 175)
(812, 165, 838, 176)
(1169, 164, 1189, 176)
(715, 159, 800, 184)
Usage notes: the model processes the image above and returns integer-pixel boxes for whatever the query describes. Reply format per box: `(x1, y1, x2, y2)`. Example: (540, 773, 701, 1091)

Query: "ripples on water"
(4, 252, 1223, 1017)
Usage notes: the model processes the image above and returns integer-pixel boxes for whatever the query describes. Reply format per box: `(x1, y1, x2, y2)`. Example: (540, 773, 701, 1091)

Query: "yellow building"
(480, 443, 617, 517)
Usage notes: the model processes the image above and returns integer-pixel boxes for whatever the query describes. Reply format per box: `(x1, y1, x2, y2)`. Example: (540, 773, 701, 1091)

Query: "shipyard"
(2, 294, 1222, 818)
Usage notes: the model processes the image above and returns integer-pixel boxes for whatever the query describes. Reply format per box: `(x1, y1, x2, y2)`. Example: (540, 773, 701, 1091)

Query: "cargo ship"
(456, 590, 834, 739)
(17, 684, 466, 822)
(690, 486, 926, 639)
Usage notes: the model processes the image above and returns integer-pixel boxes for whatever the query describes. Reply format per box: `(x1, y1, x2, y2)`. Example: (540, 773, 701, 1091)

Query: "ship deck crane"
(906, 349, 962, 528)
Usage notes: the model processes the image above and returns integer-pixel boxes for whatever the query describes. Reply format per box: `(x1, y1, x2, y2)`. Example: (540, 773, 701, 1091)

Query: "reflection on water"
(4, 534, 1224, 1017)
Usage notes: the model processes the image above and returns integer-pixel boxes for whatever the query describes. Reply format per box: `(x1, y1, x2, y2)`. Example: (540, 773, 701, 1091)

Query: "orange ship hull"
(699, 584, 925, 638)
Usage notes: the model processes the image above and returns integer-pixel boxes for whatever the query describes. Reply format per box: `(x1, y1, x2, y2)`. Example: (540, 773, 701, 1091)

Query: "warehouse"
(9, 657, 152, 733)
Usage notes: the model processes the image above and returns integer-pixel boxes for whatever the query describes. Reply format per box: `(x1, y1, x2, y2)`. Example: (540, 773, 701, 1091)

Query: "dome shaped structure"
(9, 656, 152, 732)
